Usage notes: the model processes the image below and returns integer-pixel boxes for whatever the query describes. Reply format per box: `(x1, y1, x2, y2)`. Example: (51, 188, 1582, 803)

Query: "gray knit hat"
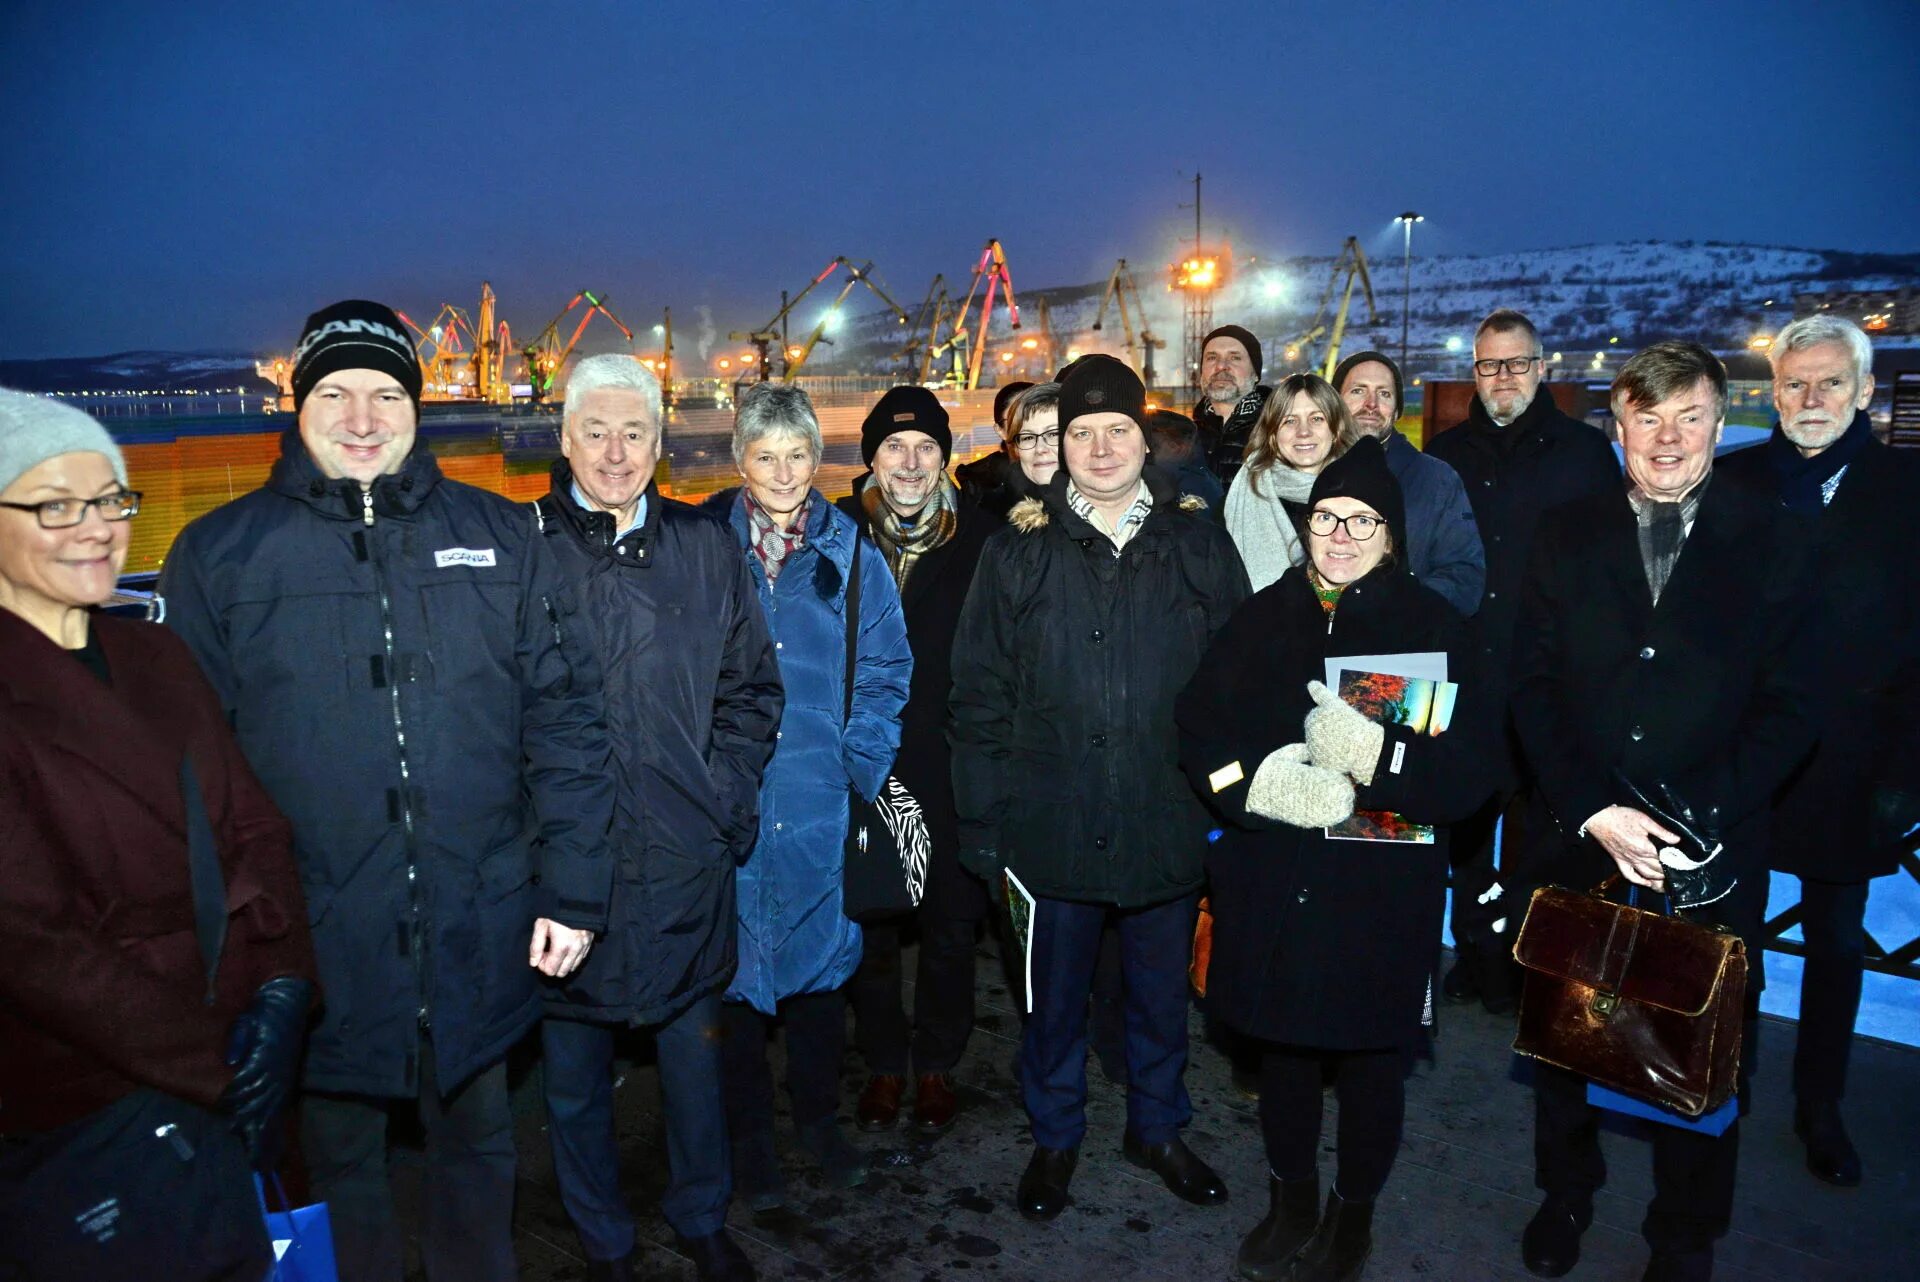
(0, 388, 128, 497)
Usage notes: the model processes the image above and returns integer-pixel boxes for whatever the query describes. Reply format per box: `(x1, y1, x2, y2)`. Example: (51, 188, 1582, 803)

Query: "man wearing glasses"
(1425, 309, 1619, 1014)
(158, 299, 615, 1282)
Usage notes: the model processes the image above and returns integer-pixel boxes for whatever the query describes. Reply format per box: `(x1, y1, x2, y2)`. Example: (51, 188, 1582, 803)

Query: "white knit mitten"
(1304, 681, 1386, 784)
(1245, 743, 1356, 828)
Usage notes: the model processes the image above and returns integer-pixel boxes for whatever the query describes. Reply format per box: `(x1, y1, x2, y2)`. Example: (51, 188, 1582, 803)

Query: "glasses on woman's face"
(1013, 427, 1061, 451)
(1473, 357, 1539, 377)
(0, 490, 143, 529)
(1306, 508, 1382, 541)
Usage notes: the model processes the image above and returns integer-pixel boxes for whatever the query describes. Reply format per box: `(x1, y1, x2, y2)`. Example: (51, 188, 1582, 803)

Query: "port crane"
(521, 289, 635, 402)
(896, 274, 955, 383)
(1090, 259, 1165, 388)
(729, 257, 908, 382)
(1277, 238, 1380, 379)
(397, 282, 512, 404)
(926, 239, 1020, 390)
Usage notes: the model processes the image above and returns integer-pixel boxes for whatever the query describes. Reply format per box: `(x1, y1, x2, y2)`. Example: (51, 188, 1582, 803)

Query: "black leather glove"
(1613, 773, 1733, 910)
(219, 976, 314, 1168)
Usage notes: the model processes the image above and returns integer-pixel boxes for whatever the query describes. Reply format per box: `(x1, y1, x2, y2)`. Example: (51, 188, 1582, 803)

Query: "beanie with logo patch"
(1057, 353, 1149, 434)
(291, 300, 424, 411)
(861, 385, 952, 465)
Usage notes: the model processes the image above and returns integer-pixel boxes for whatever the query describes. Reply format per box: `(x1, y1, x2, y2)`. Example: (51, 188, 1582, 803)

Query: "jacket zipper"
(365, 489, 429, 1036)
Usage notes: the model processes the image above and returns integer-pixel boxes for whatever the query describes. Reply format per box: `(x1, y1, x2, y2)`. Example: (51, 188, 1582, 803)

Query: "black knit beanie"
(1306, 434, 1406, 553)
(291, 299, 423, 410)
(1057, 354, 1148, 432)
(862, 385, 951, 465)
(1331, 350, 1404, 418)
(993, 381, 1035, 432)
(1202, 324, 1263, 379)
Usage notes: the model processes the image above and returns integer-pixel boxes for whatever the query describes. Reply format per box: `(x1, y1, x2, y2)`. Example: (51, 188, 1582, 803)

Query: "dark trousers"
(1258, 1044, 1409, 1201)
(1532, 1013, 1758, 1254)
(1792, 877, 1871, 1104)
(719, 989, 848, 1138)
(542, 991, 730, 1256)
(851, 910, 979, 1076)
(1022, 893, 1198, 1150)
(0, 1089, 269, 1282)
(300, 1039, 516, 1282)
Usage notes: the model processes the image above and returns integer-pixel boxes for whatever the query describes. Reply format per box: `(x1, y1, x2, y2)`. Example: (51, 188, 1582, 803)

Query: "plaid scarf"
(1066, 478, 1153, 555)
(744, 488, 809, 583)
(1627, 473, 1709, 606)
(861, 472, 959, 592)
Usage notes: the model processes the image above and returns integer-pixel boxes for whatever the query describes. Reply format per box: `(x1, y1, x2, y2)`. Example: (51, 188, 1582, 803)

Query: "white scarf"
(1225, 464, 1317, 592)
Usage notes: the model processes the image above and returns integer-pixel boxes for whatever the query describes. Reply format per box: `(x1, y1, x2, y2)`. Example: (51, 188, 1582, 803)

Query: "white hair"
(563, 354, 662, 428)
(1769, 314, 1873, 386)
(732, 382, 823, 465)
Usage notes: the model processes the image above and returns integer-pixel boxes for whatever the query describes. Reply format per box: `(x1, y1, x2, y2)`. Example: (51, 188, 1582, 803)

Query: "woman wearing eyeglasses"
(1224, 372, 1360, 591)
(1176, 435, 1493, 1282)
(0, 390, 315, 1282)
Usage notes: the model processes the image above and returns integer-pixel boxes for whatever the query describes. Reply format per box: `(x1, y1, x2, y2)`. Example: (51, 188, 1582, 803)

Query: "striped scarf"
(744, 489, 808, 583)
(861, 473, 959, 592)
(1066, 478, 1153, 555)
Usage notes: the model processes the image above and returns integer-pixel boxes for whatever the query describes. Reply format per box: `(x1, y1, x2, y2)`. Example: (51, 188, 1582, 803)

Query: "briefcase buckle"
(1590, 990, 1620, 1020)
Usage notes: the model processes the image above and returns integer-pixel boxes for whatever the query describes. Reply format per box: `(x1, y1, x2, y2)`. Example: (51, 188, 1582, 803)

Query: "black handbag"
(839, 535, 929, 921)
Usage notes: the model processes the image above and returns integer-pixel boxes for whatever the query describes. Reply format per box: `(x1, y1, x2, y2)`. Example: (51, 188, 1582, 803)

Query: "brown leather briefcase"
(1510, 881, 1746, 1118)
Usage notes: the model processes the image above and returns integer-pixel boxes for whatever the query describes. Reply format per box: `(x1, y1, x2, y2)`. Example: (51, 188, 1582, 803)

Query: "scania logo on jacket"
(293, 317, 412, 362)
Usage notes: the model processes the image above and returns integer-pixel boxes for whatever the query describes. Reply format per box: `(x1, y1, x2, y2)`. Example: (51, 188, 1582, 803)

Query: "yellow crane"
(896, 274, 956, 383)
(929, 239, 1019, 390)
(1090, 259, 1165, 387)
(1278, 238, 1380, 379)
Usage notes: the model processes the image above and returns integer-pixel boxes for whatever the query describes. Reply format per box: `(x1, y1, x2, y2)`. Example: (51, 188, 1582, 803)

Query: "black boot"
(1017, 1144, 1079, 1221)
(1237, 1173, 1320, 1280)
(1794, 1098, 1862, 1187)
(1285, 1191, 1372, 1282)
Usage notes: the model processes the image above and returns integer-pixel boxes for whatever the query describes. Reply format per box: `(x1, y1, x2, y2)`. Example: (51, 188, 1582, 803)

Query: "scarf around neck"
(744, 488, 809, 583)
(861, 472, 959, 591)
(1627, 473, 1709, 605)
(1225, 462, 1318, 591)
(1767, 409, 1870, 514)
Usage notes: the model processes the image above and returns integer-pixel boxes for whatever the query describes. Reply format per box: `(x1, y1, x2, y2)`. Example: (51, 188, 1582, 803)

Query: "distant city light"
(1444, 336, 1462, 352)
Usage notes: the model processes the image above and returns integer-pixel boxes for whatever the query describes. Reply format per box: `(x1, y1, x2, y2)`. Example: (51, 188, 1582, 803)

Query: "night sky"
(3, 0, 1917, 359)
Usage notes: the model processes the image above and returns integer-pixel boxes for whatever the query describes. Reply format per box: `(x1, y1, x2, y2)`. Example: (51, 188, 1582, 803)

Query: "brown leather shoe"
(856, 1074, 904, 1131)
(912, 1073, 959, 1134)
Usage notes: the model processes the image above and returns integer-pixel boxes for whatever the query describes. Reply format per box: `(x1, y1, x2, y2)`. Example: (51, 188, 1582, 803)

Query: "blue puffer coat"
(703, 488, 911, 1014)
(158, 433, 615, 1098)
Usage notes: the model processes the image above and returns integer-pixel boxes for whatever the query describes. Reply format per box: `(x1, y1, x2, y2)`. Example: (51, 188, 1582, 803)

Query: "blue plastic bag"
(256, 1173, 338, 1282)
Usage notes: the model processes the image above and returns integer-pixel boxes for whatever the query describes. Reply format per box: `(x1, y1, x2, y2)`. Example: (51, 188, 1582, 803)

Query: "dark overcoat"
(1508, 478, 1822, 958)
(0, 611, 315, 1134)
(159, 434, 616, 1097)
(949, 465, 1250, 907)
(1176, 567, 1494, 1048)
(1718, 421, 1920, 881)
(838, 478, 1001, 916)
(538, 469, 784, 1026)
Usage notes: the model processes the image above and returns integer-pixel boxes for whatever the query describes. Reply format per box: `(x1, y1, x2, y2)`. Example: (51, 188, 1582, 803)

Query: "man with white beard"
(1192, 325, 1271, 489)
(840, 386, 1001, 1138)
(1718, 314, 1920, 1189)
(1425, 309, 1619, 1014)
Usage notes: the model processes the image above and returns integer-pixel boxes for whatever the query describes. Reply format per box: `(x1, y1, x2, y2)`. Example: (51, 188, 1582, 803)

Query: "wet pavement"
(388, 939, 1918, 1280)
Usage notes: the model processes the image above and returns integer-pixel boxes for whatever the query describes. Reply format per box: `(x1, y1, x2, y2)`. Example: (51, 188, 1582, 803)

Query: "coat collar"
(544, 461, 661, 568)
(266, 427, 443, 523)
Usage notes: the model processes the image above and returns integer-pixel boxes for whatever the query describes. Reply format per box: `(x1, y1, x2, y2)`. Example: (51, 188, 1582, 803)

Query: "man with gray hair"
(536, 354, 784, 1281)
(1426, 308, 1619, 1013)
(1718, 314, 1920, 1188)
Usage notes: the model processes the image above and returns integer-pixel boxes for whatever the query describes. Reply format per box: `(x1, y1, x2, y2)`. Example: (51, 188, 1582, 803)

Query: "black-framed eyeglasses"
(1013, 428, 1061, 450)
(1306, 509, 1383, 541)
(0, 490, 143, 529)
(1473, 357, 1540, 377)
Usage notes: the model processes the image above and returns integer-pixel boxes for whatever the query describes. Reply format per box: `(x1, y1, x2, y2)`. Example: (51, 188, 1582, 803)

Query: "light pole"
(1394, 211, 1423, 375)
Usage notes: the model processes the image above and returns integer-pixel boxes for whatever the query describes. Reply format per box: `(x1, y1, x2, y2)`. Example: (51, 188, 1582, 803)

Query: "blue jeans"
(1021, 893, 1197, 1150)
(542, 991, 730, 1256)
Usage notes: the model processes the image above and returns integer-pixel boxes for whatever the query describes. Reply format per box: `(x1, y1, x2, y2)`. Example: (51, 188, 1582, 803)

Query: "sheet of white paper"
(1325, 650, 1448, 688)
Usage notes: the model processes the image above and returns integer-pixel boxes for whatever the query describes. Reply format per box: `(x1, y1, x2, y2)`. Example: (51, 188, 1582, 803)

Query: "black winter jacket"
(1425, 391, 1620, 678)
(1718, 421, 1920, 880)
(1509, 479, 1822, 956)
(537, 468, 784, 1025)
(1195, 385, 1271, 491)
(1177, 568, 1494, 1047)
(838, 478, 1001, 915)
(159, 434, 615, 1097)
(950, 466, 1249, 907)
(955, 450, 1019, 519)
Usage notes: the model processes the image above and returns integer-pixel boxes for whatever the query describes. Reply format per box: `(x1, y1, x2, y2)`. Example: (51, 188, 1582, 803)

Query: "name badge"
(434, 547, 497, 568)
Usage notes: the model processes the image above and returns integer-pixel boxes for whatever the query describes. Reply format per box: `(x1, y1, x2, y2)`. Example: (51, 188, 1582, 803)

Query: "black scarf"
(1766, 408, 1871, 514)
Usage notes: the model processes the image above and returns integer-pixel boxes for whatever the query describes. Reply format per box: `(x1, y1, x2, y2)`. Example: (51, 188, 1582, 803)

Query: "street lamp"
(1394, 211, 1424, 374)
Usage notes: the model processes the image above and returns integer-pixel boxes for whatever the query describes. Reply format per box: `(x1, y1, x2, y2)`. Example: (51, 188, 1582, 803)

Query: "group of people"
(0, 296, 1911, 1282)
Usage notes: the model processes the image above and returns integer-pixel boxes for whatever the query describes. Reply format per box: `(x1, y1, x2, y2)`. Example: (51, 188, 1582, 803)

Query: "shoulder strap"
(843, 534, 862, 727)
